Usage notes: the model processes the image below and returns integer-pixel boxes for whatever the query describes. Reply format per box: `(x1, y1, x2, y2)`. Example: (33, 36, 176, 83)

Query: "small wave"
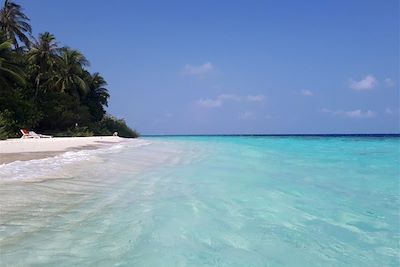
(0, 139, 151, 183)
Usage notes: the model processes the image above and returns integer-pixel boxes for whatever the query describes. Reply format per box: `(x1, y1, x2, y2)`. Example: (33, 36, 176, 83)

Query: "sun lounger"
(20, 129, 53, 139)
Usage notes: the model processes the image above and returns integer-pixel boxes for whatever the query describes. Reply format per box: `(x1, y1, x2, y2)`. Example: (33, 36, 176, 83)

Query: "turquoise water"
(0, 136, 399, 266)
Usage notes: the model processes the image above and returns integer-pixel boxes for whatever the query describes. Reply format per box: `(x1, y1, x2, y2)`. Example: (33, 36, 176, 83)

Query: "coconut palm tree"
(0, 36, 25, 88)
(0, 0, 32, 50)
(84, 72, 109, 121)
(87, 72, 109, 105)
(53, 47, 90, 97)
(28, 32, 60, 94)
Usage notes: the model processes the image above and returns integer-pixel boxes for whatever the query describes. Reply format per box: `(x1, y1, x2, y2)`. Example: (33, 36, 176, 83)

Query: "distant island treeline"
(0, 0, 138, 139)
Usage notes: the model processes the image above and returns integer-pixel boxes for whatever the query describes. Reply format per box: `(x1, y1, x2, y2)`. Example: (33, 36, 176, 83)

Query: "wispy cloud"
(218, 94, 241, 101)
(384, 78, 395, 88)
(197, 93, 265, 108)
(197, 98, 222, 108)
(239, 111, 255, 120)
(182, 62, 214, 76)
(322, 108, 377, 119)
(384, 107, 400, 115)
(246, 95, 265, 102)
(349, 75, 378, 91)
(344, 110, 376, 118)
(300, 89, 313, 96)
(385, 108, 393, 115)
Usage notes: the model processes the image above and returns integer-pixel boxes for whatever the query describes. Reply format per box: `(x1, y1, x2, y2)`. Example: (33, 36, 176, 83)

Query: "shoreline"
(0, 136, 128, 164)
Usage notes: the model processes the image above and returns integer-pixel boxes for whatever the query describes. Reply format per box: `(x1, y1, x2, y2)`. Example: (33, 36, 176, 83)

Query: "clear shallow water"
(0, 136, 399, 266)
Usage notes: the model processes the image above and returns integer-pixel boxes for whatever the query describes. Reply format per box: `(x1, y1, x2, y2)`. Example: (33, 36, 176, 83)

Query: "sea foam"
(0, 139, 152, 182)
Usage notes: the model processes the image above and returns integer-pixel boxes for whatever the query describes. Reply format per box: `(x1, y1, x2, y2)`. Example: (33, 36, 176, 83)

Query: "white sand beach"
(0, 136, 128, 164)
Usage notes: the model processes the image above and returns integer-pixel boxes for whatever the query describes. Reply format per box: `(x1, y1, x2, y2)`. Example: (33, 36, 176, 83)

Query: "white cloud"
(218, 94, 241, 101)
(246, 95, 265, 102)
(197, 98, 222, 108)
(385, 108, 394, 115)
(349, 75, 378, 91)
(300, 89, 313, 96)
(239, 111, 255, 120)
(197, 94, 238, 108)
(384, 78, 395, 88)
(322, 108, 376, 118)
(344, 109, 376, 118)
(197, 93, 265, 108)
(182, 62, 214, 76)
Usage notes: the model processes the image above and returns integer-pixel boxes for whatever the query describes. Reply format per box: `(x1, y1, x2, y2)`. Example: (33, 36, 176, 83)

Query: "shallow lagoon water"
(0, 136, 399, 266)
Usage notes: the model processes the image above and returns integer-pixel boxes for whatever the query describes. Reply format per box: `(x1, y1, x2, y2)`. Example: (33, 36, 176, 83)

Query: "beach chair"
(20, 129, 36, 139)
(20, 129, 52, 139)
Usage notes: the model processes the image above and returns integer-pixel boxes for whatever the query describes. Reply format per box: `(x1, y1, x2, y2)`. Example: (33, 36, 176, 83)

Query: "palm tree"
(84, 72, 109, 121)
(53, 47, 90, 97)
(0, 0, 32, 50)
(87, 72, 109, 105)
(0, 36, 25, 88)
(28, 32, 60, 94)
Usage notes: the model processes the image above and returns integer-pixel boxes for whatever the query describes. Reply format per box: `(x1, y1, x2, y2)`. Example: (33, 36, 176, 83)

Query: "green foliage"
(90, 116, 139, 138)
(53, 126, 94, 137)
(0, 89, 42, 131)
(0, 1, 139, 140)
(0, 36, 25, 87)
(0, 0, 32, 49)
(0, 109, 16, 139)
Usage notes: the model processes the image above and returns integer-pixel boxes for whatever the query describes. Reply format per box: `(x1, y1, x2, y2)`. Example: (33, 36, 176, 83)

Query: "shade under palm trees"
(0, 0, 31, 49)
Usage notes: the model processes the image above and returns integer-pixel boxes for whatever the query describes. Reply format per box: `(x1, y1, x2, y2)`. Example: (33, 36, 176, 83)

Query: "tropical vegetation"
(0, 0, 138, 139)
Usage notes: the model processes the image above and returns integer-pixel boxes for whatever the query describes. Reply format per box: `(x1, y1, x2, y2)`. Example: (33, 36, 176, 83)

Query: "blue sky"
(21, 0, 399, 134)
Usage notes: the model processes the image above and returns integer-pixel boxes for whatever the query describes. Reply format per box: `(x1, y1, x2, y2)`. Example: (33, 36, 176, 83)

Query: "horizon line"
(142, 133, 400, 137)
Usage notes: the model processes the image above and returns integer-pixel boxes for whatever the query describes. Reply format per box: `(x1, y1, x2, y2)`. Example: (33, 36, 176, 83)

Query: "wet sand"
(0, 136, 128, 164)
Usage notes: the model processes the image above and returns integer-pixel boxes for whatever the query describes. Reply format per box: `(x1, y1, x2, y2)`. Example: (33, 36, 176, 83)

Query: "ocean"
(0, 136, 399, 266)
